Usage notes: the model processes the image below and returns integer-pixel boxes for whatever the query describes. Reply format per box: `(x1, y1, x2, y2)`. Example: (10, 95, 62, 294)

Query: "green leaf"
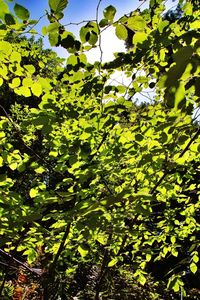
(24, 64, 35, 74)
(34, 166, 45, 174)
(103, 5, 116, 22)
(193, 255, 199, 264)
(99, 18, 109, 28)
(108, 258, 118, 267)
(22, 77, 33, 87)
(9, 162, 18, 170)
(67, 54, 78, 66)
(127, 16, 146, 31)
(0, 0, 9, 20)
(15, 86, 31, 97)
(170, 236, 176, 245)
(29, 188, 38, 198)
(174, 83, 185, 109)
(158, 20, 169, 33)
(0, 41, 12, 55)
(14, 3, 30, 20)
(146, 254, 152, 262)
(88, 32, 98, 45)
(80, 26, 88, 43)
(190, 20, 200, 30)
(133, 32, 148, 45)
(23, 248, 37, 264)
(78, 245, 89, 258)
(10, 51, 21, 63)
(46, 22, 60, 33)
(168, 276, 180, 292)
(4, 13, 16, 25)
(173, 281, 180, 292)
(115, 24, 128, 40)
(49, 32, 59, 46)
(48, 0, 68, 13)
(190, 262, 197, 274)
(31, 82, 42, 97)
(138, 273, 146, 285)
(49, 151, 58, 157)
(42, 26, 48, 35)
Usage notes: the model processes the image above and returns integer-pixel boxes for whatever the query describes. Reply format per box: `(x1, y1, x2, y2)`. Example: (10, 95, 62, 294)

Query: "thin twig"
(63, 20, 96, 27)
(0, 261, 18, 270)
(0, 249, 41, 276)
(96, 0, 103, 76)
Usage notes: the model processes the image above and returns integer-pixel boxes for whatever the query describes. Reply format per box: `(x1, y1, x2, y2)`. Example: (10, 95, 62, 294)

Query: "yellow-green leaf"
(78, 245, 89, 258)
(31, 82, 42, 97)
(0, 157, 3, 167)
(10, 51, 21, 63)
(29, 188, 38, 198)
(24, 64, 35, 74)
(35, 166, 45, 174)
(127, 16, 146, 31)
(115, 24, 128, 40)
(108, 258, 118, 267)
(103, 5, 116, 21)
(0, 41, 12, 55)
(190, 262, 197, 274)
(133, 32, 148, 45)
(9, 77, 21, 88)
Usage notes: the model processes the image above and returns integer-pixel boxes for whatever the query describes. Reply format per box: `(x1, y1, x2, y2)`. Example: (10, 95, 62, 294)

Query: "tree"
(0, 0, 199, 299)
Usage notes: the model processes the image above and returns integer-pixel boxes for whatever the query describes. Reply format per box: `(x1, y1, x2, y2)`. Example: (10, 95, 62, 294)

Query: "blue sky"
(10, 0, 147, 22)
(8, 0, 149, 60)
(8, 0, 177, 61)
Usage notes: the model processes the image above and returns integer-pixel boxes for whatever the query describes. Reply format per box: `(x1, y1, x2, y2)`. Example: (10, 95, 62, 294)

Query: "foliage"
(0, 0, 200, 299)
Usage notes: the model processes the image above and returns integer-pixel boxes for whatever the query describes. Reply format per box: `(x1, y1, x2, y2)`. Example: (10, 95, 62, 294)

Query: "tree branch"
(0, 249, 42, 276)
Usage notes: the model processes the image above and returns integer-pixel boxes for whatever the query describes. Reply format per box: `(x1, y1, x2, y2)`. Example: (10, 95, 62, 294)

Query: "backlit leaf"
(78, 245, 89, 257)
(29, 188, 38, 198)
(14, 3, 30, 20)
(115, 24, 128, 40)
(0, 0, 9, 20)
(133, 32, 148, 45)
(103, 5, 116, 22)
(48, 0, 68, 13)
(31, 82, 42, 97)
(108, 258, 118, 267)
(127, 16, 146, 31)
(190, 262, 197, 274)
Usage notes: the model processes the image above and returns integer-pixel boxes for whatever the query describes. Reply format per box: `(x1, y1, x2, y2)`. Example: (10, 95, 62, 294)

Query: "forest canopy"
(0, 0, 199, 299)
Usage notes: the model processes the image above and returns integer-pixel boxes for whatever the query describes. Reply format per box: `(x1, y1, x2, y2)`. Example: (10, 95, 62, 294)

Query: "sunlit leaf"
(108, 258, 118, 267)
(78, 245, 89, 257)
(190, 262, 197, 274)
(115, 24, 128, 40)
(127, 16, 146, 31)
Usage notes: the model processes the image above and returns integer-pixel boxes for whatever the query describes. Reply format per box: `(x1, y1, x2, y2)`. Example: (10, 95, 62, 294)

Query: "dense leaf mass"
(0, 0, 199, 299)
